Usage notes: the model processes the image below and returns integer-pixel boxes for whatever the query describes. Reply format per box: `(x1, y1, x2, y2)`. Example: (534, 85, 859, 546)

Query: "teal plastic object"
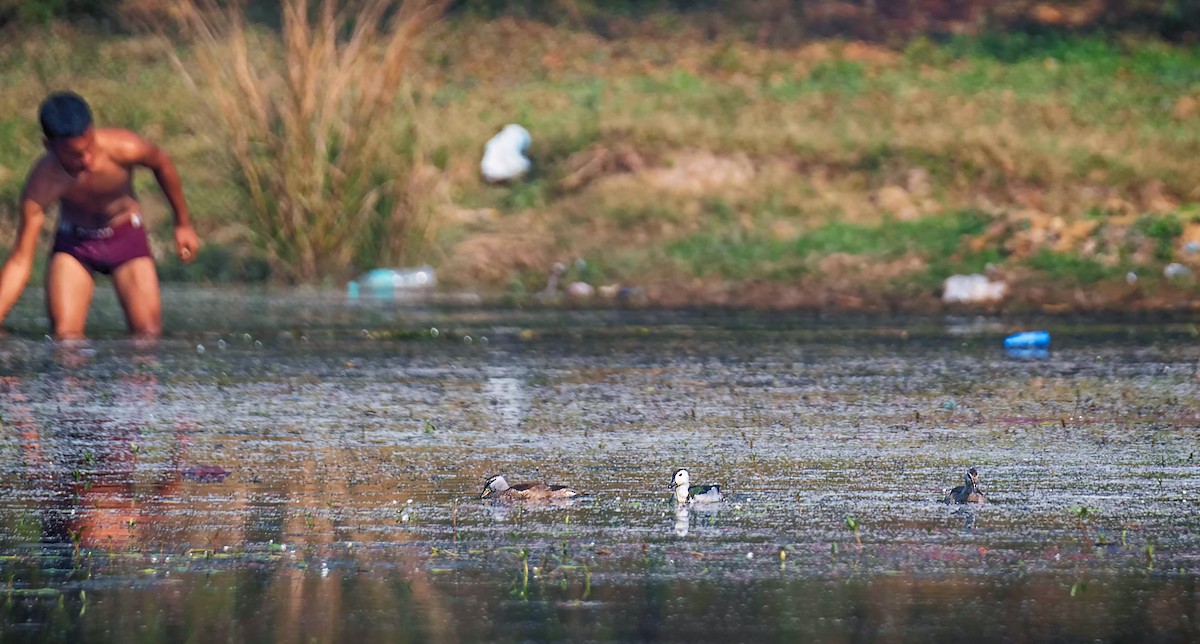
(1004, 330, 1050, 349)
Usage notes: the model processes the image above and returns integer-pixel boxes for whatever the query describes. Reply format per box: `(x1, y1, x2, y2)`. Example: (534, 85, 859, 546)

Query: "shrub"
(166, 0, 448, 282)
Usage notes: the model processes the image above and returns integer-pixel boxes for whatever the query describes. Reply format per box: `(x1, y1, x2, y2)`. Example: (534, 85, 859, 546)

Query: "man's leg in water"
(46, 252, 95, 340)
(111, 257, 162, 338)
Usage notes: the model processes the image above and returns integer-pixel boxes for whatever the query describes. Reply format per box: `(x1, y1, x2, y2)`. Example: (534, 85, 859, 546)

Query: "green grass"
(667, 210, 994, 281)
(1025, 250, 1125, 284)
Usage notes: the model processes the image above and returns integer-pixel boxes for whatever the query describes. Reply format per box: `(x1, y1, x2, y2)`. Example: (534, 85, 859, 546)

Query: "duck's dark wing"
(946, 484, 966, 503)
(508, 482, 544, 492)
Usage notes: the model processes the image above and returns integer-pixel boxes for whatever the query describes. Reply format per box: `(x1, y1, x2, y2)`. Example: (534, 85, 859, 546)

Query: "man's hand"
(175, 225, 200, 263)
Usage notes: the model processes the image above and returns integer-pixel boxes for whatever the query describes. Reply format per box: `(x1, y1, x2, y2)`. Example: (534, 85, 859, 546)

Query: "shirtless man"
(0, 91, 200, 339)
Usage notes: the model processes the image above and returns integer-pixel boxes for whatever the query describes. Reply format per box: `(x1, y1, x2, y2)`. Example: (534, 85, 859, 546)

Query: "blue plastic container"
(1003, 330, 1050, 350)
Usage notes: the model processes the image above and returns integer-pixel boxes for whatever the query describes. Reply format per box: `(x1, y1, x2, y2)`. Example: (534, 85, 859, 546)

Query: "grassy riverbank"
(2, 18, 1199, 312)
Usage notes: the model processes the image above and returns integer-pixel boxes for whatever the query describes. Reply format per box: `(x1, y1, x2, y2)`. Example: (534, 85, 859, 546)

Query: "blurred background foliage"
(2, 1, 1199, 41)
(1, 0, 1199, 310)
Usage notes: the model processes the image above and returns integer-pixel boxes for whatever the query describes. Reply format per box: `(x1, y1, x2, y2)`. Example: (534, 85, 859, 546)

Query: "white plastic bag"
(480, 124, 531, 183)
(942, 274, 1007, 303)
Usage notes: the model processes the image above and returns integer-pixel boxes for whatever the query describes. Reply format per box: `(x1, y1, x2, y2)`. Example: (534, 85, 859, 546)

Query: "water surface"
(1, 288, 1198, 642)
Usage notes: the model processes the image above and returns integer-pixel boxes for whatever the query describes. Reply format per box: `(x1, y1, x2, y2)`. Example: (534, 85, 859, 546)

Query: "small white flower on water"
(243, 333, 252, 342)
(196, 344, 205, 354)
(407, 499, 413, 504)
(430, 327, 440, 337)
(217, 339, 226, 350)
(401, 512, 411, 522)
(464, 335, 473, 343)
(254, 341, 263, 349)
(223, 546, 230, 552)
(746, 552, 754, 559)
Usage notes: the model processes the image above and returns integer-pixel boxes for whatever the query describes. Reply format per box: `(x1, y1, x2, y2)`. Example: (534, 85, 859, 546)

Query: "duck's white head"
(481, 475, 510, 498)
(670, 469, 690, 501)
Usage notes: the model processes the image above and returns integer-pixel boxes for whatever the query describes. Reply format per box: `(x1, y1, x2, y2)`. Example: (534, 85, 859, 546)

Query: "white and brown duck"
(480, 474, 579, 501)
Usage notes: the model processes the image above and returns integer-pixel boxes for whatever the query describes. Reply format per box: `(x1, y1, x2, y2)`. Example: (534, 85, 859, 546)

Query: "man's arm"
(0, 179, 51, 327)
(115, 130, 200, 263)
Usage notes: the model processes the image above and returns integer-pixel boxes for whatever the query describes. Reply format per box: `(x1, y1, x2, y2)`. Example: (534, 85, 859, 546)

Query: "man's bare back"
(0, 91, 200, 339)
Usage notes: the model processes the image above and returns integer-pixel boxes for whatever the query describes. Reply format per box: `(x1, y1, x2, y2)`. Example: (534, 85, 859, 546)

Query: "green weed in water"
(844, 515, 861, 552)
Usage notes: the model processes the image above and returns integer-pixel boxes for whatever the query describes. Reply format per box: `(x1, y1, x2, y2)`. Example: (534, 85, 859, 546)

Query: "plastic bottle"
(1003, 330, 1050, 349)
(347, 266, 436, 299)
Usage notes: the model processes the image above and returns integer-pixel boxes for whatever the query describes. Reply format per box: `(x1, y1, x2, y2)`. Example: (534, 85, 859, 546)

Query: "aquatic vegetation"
(1070, 506, 1095, 545)
(844, 515, 862, 553)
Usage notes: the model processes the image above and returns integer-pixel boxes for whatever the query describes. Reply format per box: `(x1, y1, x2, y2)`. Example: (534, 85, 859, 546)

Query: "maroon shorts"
(52, 214, 153, 275)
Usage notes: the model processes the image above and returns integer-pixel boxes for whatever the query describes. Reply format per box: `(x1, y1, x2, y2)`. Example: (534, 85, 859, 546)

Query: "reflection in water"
(483, 369, 529, 430)
(1006, 347, 1050, 360)
(484, 497, 582, 524)
(673, 504, 690, 537)
(671, 502, 724, 538)
(1, 343, 462, 642)
(5, 347, 187, 552)
(1, 565, 1196, 642)
(954, 506, 978, 531)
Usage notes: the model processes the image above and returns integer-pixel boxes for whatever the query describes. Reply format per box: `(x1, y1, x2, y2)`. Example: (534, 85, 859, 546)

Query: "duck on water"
(480, 475, 579, 501)
(945, 467, 987, 504)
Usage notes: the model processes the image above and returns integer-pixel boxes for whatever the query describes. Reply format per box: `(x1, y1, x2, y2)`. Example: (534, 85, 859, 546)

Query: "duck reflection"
(673, 504, 690, 537)
(670, 503, 722, 537)
(484, 495, 581, 523)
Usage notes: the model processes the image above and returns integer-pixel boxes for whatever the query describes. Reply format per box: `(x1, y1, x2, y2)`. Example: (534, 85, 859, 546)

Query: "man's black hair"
(39, 91, 93, 141)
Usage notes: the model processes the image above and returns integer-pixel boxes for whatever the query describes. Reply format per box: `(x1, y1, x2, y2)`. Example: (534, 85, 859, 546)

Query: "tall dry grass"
(166, 0, 447, 282)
